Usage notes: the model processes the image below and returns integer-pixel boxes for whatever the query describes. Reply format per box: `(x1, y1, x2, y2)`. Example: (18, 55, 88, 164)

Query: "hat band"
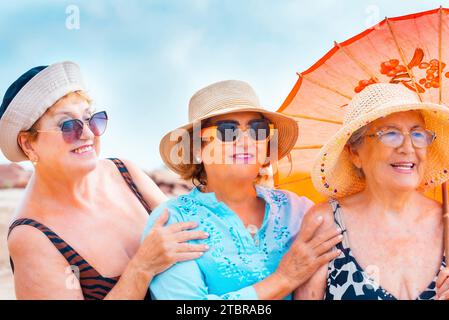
(189, 98, 260, 122)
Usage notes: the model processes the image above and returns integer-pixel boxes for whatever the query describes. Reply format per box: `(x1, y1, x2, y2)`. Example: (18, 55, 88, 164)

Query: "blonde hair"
(20, 90, 92, 148)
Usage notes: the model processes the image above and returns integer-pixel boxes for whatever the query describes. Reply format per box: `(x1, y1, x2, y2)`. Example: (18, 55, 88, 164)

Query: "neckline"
(332, 199, 444, 300)
(193, 184, 266, 201)
(344, 242, 444, 300)
(191, 185, 271, 237)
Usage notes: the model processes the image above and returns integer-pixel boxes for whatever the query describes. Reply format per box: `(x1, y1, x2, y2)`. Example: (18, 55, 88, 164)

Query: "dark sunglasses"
(36, 111, 108, 143)
(201, 118, 274, 142)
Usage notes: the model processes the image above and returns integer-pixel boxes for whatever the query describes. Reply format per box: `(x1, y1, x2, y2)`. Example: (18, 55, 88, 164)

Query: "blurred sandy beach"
(0, 188, 24, 300)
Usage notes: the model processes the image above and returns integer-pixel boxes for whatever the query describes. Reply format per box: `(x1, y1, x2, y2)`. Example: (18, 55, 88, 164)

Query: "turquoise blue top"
(142, 185, 314, 300)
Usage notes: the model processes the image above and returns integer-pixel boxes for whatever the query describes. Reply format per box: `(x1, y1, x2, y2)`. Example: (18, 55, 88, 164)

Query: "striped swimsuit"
(8, 158, 152, 300)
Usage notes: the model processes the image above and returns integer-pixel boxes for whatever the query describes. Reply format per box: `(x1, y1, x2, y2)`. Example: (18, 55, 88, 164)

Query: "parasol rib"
(386, 18, 423, 101)
(283, 113, 343, 125)
(335, 41, 379, 82)
(276, 176, 312, 188)
(298, 73, 353, 100)
(292, 145, 323, 150)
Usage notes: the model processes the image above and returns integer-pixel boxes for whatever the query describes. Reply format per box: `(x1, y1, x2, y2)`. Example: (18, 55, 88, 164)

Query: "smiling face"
(348, 111, 428, 192)
(22, 92, 100, 174)
(200, 111, 270, 185)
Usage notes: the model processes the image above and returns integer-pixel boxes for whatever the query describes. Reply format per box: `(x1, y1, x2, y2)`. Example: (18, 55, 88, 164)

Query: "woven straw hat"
(159, 80, 298, 175)
(311, 83, 449, 198)
(0, 61, 86, 162)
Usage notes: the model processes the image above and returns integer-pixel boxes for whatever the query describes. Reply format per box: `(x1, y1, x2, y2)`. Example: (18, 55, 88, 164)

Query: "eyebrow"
(53, 108, 94, 118)
(377, 124, 425, 130)
(212, 118, 265, 125)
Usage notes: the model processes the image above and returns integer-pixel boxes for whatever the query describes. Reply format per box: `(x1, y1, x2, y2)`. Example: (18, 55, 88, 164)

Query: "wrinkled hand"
(436, 266, 449, 300)
(274, 215, 342, 290)
(135, 209, 209, 276)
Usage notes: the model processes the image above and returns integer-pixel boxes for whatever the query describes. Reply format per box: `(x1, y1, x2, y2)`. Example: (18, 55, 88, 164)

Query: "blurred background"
(0, 0, 445, 299)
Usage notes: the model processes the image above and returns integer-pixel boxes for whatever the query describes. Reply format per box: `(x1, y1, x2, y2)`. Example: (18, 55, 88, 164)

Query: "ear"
(347, 144, 362, 169)
(17, 131, 37, 161)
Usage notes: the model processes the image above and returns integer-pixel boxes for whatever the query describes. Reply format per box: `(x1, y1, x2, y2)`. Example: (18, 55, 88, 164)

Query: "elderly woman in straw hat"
(295, 83, 449, 300)
(142, 80, 343, 300)
(3, 62, 210, 300)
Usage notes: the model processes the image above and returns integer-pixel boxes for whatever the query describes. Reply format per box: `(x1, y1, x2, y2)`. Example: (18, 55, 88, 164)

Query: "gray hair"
(346, 125, 368, 179)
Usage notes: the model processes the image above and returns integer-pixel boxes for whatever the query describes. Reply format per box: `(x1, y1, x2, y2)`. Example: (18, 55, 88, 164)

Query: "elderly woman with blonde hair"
(3, 62, 210, 299)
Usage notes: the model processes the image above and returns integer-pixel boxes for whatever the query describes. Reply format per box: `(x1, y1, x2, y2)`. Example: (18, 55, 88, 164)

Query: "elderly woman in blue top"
(142, 80, 343, 300)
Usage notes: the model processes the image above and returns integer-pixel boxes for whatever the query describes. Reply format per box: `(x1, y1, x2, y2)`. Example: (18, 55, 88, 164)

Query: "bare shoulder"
(8, 225, 83, 299)
(418, 192, 443, 215)
(304, 200, 335, 229)
(8, 224, 68, 264)
(101, 158, 168, 208)
(116, 158, 159, 189)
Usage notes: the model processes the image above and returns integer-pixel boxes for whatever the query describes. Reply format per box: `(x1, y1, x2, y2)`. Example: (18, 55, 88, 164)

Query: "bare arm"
(9, 211, 209, 300)
(293, 202, 336, 300)
(8, 226, 84, 299)
(254, 209, 342, 299)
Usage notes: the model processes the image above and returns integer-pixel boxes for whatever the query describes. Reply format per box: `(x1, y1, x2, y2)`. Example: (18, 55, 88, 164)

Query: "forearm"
(104, 259, 154, 300)
(293, 266, 327, 300)
(253, 272, 297, 300)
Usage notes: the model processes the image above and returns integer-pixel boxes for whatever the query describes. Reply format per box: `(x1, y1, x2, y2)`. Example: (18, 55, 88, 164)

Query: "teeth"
(392, 163, 414, 169)
(235, 154, 253, 159)
(73, 145, 93, 154)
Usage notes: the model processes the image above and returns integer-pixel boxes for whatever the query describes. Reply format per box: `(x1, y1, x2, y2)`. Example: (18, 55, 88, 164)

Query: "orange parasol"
(275, 7, 449, 261)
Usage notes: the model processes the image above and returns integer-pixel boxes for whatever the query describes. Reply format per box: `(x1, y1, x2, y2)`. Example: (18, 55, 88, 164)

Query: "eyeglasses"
(365, 128, 436, 148)
(200, 119, 274, 143)
(35, 111, 108, 143)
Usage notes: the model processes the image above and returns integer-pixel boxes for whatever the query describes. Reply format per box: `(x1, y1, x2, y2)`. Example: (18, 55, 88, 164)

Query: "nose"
(80, 121, 95, 140)
(397, 133, 415, 154)
(235, 128, 252, 146)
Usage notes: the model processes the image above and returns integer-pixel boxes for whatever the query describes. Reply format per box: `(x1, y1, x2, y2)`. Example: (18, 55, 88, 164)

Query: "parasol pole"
(437, 6, 449, 264)
(443, 183, 449, 264)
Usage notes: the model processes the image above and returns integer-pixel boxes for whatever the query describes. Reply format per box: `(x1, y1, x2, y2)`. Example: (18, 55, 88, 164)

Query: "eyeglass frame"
(364, 127, 437, 149)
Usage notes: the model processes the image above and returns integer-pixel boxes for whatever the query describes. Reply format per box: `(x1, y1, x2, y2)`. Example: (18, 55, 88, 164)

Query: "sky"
(0, 0, 447, 170)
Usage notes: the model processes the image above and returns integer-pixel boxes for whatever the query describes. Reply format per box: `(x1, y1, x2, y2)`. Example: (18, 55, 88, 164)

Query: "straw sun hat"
(159, 80, 299, 175)
(0, 61, 86, 162)
(311, 83, 449, 198)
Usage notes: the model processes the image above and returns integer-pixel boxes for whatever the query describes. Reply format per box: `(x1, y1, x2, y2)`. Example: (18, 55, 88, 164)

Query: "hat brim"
(159, 106, 299, 175)
(0, 61, 85, 162)
(311, 102, 449, 198)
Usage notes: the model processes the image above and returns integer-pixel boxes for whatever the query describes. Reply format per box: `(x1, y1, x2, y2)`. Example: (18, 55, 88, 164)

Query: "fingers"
(175, 252, 206, 263)
(153, 209, 170, 228)
(309, 226, 342, 249)
(299, 215, 324, 243)
(314, 234, 343, 256)
(174, 230, 209, 242)
(177, 243, 209, 253)
(437, 277, 449, 299)
(166, 220, 199, 233)
(316, 249, 342, 266)
(436, 268, 449, 289)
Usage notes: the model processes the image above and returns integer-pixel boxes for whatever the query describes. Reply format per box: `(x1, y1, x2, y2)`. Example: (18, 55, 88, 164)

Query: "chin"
(228, 164, 259, 181)
(67, 153, 99, 173)
(390, 179, 421, 192)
